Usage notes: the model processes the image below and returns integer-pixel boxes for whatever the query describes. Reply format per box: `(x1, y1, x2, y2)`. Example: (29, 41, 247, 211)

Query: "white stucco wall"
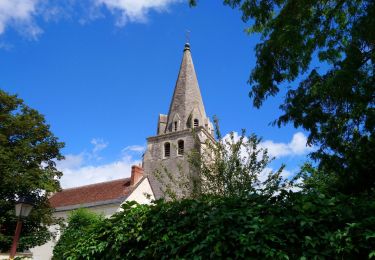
(122, 178, 155, 207)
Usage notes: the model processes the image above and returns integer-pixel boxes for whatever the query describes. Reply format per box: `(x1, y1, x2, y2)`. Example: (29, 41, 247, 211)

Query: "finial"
(184, 30, 191, 51)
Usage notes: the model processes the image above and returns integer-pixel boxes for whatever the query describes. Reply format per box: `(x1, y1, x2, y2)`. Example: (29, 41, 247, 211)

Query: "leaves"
(0, 89, 64, 251)
(55, 193, 375, 259)
(52, 209, 104, 260)
(190, 0, 375, 194)
(156, 117, 286, 200)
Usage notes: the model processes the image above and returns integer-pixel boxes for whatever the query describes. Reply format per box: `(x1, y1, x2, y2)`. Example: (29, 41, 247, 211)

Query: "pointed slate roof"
(165, 43, 207, 132)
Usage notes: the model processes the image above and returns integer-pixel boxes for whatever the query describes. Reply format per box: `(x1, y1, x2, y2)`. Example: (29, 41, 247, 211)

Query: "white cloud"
(57, 153, 85, 170)
(259, 167, 293, 183)
(260, 132, 313, 158)
(95, 0, 181, 26)
(0, 0, 42, 38)
(222, 131, 313, 159)
(91, 138, 108, 153)
(122, 145, 145, 153)
(0, 0, 182, 39)
(56, 142, 142, 188)
(57, 154, 140, 188)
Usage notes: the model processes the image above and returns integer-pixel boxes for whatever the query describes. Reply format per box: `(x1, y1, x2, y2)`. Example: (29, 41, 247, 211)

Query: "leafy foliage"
(190, 0, 375, 194)
(54, 192, 375, 259)
(53, 209, 104, 260)
(0, 90, 64, 251)
(155, 118, 285, 200)
(190, 117, 286, 198)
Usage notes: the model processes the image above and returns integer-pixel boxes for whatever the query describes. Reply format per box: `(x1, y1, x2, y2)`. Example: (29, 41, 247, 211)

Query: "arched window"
(178, 140, 184, 155)
(164, 142, 170, 157)
(194, 119, 199, 128)
(174, 121, 178, 131)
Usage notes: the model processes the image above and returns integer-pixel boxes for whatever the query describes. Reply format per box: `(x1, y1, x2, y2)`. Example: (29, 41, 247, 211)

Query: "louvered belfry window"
(164, 142, 171, 157)
(178, 140, 184, 155)
(194, 119, 199, 128)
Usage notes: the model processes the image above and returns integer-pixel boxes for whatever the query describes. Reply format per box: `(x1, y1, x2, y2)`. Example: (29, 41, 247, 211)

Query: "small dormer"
(186, 107, 204, 130)
(170, 113, 181, 132)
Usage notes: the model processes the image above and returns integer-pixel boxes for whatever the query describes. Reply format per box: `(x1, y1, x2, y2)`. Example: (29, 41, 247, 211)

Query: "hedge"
(53, 191, 375, 259)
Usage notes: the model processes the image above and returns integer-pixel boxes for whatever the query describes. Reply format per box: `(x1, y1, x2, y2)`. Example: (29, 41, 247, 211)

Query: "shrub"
(55, 192, 375, 259)
(52, 208, 104, 260)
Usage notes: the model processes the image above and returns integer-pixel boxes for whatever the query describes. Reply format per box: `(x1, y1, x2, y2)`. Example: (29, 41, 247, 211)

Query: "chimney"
(131, 165, 144, 186)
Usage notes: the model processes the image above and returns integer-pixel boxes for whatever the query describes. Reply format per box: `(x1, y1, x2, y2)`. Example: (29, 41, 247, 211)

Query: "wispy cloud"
(0, 0, 42, 38)
(122, 145, 145, 153)
(91, 138, 108, 153)
(0, 41, 13, 50)
(95, 0, 182, 26)
(0, 0, 182, 39)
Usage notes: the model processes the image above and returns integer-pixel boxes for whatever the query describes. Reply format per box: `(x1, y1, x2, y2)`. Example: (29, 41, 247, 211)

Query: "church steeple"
(164, 43, 210, 133)
(143, 42, 214, 199)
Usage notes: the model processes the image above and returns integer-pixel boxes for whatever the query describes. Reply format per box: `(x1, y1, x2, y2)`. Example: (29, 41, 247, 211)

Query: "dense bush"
(52, 208, 103, 259)
(54, 192, 375, 259)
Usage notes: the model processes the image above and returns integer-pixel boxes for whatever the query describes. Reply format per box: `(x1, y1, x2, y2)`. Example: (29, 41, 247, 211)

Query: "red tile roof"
(49, 178, 133, 208)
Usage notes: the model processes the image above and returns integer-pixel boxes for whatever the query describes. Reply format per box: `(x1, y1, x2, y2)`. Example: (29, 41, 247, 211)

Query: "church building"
(29, 42, 213, 259)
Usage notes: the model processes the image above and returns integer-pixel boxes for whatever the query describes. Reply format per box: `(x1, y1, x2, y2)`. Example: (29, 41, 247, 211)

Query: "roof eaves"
(54, 197, 126, 212)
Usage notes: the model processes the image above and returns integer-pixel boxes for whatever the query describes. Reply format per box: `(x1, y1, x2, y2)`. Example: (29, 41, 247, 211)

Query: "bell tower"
(143, 43, 214, 199)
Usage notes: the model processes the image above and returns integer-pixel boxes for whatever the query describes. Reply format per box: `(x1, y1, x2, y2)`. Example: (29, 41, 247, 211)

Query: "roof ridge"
(60, 177, 131, 191)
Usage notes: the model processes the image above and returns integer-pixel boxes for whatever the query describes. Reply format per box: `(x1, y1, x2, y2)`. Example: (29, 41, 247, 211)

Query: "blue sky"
(0, 0, 312, 188)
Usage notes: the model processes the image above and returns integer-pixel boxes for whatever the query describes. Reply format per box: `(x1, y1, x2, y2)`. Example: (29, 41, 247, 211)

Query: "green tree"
(0, 90, 64, 251)
(190, 0, 375, 194)
(156, 118, 285, 200)
(190, 117, 286, 198)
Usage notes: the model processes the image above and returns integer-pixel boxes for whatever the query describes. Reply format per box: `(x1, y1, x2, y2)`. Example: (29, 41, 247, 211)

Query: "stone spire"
(144, 42, 214, 200)
(164, 43, 208, 133)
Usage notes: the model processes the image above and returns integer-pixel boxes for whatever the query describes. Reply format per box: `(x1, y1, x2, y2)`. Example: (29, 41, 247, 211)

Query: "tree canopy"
(190, 0, 375, 194)
(0, 90, 64, 251)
